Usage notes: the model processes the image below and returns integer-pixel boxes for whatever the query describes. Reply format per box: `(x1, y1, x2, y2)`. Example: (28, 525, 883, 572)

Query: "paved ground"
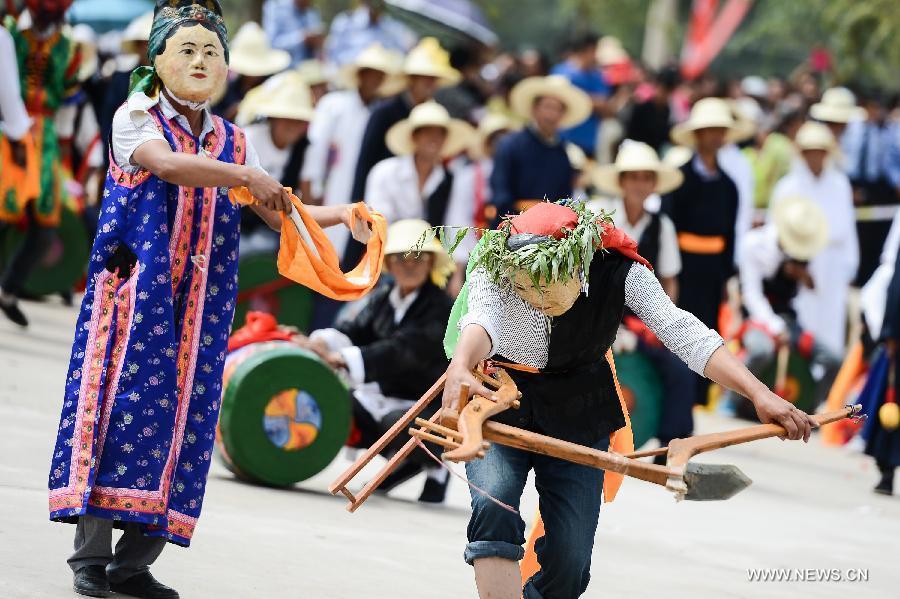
(1, 298, 898, 599)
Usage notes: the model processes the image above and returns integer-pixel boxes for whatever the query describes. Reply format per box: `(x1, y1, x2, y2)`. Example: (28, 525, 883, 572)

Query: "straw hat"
(70, 24, 98, 81)
(120, 11, 152, 55)
(236, 71, 313, 125)
(596, 36, 628, 67)
(469, 113, 520, 160)
(670, 97, 756, 147)
(384, 219, 455, 286)
(401, 37, 460, 86)
(229, 22, 291, 77)
(297, 59, 329, 88)
(663, 145, 693, 169)
(339, 43, 403, 94)
(593, 140, 684, 195)
(771, 196, 829, 261)
(386, 101, 476, 158)
(794, 121, 837, 153)
(566, 143, 588, 172)
(809, 87, 866, 124)
(509, 75, 592, 128)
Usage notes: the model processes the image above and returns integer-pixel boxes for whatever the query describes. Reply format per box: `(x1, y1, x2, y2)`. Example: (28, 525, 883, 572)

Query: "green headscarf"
(129, 0, 229, 98)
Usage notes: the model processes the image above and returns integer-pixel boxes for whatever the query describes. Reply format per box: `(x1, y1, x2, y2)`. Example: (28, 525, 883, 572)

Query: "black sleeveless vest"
(492, 250, 633, 446)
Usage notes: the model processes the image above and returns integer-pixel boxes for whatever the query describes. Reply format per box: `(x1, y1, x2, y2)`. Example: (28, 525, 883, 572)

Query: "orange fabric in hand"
(229, 187, 387, 301)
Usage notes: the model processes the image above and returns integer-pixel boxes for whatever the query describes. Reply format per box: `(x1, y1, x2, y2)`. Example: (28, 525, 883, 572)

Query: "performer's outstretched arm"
(625, 262, 815, 441)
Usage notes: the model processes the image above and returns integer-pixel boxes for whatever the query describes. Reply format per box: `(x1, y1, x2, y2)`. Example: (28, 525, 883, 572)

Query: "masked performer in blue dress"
(47, 2, 360, 597)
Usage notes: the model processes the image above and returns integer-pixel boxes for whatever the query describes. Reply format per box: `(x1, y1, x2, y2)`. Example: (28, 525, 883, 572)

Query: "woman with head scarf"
(46, 3, 361, 597)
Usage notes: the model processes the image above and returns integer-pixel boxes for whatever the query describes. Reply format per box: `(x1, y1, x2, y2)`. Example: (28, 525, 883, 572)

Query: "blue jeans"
(464, 437, 609, 599)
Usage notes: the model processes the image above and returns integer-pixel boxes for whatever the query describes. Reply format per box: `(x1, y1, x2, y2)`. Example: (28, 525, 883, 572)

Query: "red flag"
(681, 0, 753, 80)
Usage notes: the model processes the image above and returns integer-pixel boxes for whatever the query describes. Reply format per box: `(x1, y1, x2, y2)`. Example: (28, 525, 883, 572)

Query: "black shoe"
(418, 475, 449, 504)
(73, 565, 111, 598)
(109, 571, 179, 599)
(373, 460, 423, 494)
(60, 290, 74, 306)
(0, 296, 28, 327)
(874, 474, 894, 496)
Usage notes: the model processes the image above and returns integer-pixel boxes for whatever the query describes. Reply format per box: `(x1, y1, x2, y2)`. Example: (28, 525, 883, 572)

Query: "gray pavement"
(1, 298, 897, 599)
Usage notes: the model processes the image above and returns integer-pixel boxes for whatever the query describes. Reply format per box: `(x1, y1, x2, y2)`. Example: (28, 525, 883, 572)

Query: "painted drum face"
(155, 24, 227, 103)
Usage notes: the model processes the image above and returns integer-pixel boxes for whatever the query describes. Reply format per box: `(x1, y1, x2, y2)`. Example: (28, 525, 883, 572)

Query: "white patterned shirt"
(459, 262, 723, 375)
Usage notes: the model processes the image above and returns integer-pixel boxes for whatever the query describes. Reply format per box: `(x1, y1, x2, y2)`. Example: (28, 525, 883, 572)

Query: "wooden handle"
(442, 368, 520, 462)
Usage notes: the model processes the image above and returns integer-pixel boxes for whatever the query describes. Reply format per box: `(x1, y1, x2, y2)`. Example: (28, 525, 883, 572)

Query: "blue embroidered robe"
(48, 105, 246, 546)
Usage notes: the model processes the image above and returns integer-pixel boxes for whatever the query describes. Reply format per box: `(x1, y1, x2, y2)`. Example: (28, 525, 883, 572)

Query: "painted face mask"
(154, 23, 227, 103)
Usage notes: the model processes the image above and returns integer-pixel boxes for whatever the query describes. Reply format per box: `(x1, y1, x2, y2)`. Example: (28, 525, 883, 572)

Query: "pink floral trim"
(107, 153, 151, 189)
(49, 270, 121, 510)
(161, 185, 217, 498)
(232, 124, 247, 166)
(93, 267, 139, 466)
(166, 509, 198, 540)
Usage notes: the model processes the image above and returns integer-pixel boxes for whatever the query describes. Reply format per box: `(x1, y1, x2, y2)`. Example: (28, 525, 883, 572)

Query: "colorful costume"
(0, 14, 79, 226)
(48, 103, 246, 545)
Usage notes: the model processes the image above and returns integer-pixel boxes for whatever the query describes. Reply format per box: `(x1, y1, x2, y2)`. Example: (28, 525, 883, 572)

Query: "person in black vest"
(363, 101, 474, 227)
(299, 220, 455, 503)
(592, 140, 699, 459)
(732, 196, 839, 412)
(662, 97, 742, 406)
(444, 201, 815, 599)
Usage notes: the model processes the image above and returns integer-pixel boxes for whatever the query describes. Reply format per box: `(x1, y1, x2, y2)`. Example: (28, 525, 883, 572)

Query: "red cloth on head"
(503, 202, 652, 270)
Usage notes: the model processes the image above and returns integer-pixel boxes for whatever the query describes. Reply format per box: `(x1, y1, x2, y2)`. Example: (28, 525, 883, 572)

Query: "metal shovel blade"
(683, 463, 752, 501)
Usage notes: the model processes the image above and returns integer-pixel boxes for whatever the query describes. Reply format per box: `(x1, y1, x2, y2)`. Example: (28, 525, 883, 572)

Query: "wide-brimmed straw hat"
(297, 59, 329, 88)
(794, 121, 837, 153)
(229, 22, 291, 77)
(596, 36, 628, 67)
(386, 101, 476, 158)
(401, 37, 460, 86)
(771, 196, 829, 261)
(339, 43, 403, 94)
(510, 75, 592, 129)
(593, 140, 684, 195)
(70, 24, 99, 81)
(384, 219, 455, 286)
(809, 87, 866, 124)
(120, 11, 152, 55)
(469, 113, 520, 160)
(236, 71, 313, 125)
(670, 97, 756, 147)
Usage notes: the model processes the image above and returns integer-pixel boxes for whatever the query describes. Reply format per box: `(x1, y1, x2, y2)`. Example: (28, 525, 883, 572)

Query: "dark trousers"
(641, 343, 697, 444)
(0, 205, 54, 295)
(853, 178, 898, 286)
(67, 516, 167, 583)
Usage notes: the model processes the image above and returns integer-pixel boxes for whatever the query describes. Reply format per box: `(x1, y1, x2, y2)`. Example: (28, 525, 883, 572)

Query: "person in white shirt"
(444, 113, 518, 296)
(769, 122, 859, 357)
(301, 43, 398, 258)
(737, 196, 840, 408)
(365, 101, 474, 228)
(237, 71, 313, 190)
(591, 140, 683, 297)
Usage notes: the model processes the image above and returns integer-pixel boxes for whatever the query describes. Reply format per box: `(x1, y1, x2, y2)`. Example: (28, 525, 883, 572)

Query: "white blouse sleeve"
(624, 262, 724, 375)
(458, 267, 502, 358)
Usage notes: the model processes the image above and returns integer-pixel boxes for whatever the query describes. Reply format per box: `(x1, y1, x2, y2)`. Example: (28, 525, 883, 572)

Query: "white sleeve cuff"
(339, 346, 365, 386)
(309, 328, 353, 351)
(458, 314, 499, 358)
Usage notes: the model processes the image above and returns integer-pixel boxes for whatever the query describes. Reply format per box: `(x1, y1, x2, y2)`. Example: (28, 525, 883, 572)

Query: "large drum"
(0, 204, 89, 296)
(613, 351, 664, 449)
(216, 341, 351, 486)
(233, 251, 312, 332)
